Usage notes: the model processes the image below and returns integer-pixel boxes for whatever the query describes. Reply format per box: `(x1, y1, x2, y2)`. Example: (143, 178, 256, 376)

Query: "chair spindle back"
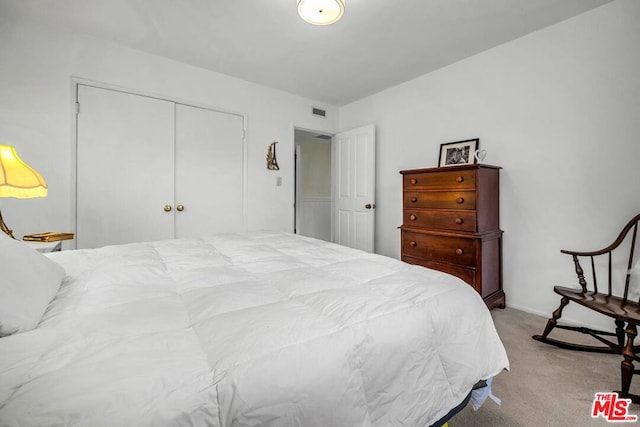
(562, 214, 640, 303)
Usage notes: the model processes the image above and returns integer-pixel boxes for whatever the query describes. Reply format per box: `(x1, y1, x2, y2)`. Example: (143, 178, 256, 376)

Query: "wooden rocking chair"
(533, 213, 640, 403)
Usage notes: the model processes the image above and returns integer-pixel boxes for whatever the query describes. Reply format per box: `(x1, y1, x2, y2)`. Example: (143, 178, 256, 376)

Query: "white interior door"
(333, 124, 376, 252)
(76, 85, 175, 249)
(174, 104, 244, 238)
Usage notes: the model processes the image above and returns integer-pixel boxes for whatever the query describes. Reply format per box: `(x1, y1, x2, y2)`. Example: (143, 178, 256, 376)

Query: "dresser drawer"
(403, 170, 476, 190)
(402, 231, 476, 267)
(404, 190, 476, 210)
(403, 210, 476, 232)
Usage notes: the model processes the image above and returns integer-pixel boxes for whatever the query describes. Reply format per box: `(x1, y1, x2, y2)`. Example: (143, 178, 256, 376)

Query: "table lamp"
(0, 144, 47, 239)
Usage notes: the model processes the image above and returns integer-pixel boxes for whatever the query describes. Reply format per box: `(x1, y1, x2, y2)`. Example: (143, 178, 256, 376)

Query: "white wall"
(0, 17, 337, 243)
(296, 136, 332, 241)
(339, 0, 640, 327)
(298, 138, 332, 198)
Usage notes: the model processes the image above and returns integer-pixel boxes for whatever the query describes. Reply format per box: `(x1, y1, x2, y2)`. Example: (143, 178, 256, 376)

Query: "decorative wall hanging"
(267, 141, 280, 170)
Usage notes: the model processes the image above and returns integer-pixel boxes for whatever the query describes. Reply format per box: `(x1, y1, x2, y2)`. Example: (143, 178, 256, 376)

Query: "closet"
(76, 84, 244, 249)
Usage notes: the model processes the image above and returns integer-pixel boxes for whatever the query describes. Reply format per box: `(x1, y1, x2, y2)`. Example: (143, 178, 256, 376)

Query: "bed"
(0, 231, 509, 426)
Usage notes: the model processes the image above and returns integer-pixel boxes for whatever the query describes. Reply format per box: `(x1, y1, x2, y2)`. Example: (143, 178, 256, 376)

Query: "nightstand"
(24, 240, 62, 253)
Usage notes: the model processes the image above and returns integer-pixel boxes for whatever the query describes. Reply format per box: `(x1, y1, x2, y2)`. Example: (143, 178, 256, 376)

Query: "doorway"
(294, 129, 332, 242)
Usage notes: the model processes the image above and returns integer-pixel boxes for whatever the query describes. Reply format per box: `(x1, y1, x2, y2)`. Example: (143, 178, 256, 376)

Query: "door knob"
(163, 204, 172, 212)
(365, 203, 375, 209)
(176, 205, 184, 212)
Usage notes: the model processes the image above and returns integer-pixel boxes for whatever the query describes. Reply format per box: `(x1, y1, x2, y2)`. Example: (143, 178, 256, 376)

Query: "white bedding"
(0, 232, 509, 426)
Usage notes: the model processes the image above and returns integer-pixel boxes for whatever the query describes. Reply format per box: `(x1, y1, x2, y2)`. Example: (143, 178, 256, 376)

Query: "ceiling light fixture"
(297, 0, 344, 26)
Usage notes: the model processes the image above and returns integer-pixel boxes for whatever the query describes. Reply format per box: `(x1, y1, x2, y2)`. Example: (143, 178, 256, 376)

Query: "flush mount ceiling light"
(297, 0, 345, 26)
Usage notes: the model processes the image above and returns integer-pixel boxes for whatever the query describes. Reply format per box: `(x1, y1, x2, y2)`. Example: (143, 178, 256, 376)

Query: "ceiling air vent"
(312, 107, 326, 118)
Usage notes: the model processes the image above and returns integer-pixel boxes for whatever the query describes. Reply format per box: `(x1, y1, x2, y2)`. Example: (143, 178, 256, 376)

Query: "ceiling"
(1, 0, 613, 106)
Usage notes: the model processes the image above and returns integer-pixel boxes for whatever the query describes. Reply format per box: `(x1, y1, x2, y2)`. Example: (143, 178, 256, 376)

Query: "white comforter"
(0, 232, 508, 426)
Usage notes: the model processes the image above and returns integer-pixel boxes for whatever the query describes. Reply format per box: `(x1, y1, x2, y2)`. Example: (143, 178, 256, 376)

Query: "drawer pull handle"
(456, 197, 464, 204)
(410, 241, 417, 247)
(455, 218, 463, 225)
(410, 215, 417, 221)
(456, 176, 464, 183)
(411, 197, 418, 203)
(410, 178, 418, 185)
(455, 248, 464, 256)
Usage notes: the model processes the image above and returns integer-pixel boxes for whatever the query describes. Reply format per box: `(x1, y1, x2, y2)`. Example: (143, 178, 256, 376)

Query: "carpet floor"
(448, 307, 640, 426)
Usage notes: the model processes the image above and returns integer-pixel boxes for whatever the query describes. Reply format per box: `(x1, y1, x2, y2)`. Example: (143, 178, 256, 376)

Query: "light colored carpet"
(449, 307, 640, 426)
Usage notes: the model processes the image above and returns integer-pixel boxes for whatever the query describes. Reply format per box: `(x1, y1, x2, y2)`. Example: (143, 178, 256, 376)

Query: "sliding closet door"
(174, 104, 244, 238)
(76, 85, 175, 248)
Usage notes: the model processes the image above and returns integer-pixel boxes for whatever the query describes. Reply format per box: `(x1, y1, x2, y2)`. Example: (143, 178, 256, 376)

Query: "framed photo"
(438, 138, 479, 167)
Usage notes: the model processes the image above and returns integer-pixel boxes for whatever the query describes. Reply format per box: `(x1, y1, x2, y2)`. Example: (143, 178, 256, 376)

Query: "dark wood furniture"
(533, 213, 640, 403)
(400, 164, 505, 309)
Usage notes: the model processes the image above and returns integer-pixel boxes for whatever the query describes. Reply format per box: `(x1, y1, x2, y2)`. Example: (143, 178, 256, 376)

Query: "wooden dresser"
(400, 164, 505, 309)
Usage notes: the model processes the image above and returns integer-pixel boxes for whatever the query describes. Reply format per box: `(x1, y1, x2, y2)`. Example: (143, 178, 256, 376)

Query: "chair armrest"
(561, 248, 607, 257)
(561, 213, 640, 258)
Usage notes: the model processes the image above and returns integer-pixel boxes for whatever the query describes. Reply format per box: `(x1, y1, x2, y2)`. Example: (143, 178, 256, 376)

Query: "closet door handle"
(176, 205, 184, 212)
(163, 204, 172, 212)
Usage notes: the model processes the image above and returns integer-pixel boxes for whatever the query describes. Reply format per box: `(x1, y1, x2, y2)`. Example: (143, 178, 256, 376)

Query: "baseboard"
(504, 302, 612, 332)
(502, 302, 550, 319)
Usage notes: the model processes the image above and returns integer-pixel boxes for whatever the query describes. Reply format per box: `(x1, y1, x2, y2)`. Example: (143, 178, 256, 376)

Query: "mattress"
(0, 232, 509, 426)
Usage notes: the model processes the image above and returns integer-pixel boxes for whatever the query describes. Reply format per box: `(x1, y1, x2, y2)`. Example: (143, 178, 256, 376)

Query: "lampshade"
(297, 0, 344, 25)
(0, 144, 47, 199)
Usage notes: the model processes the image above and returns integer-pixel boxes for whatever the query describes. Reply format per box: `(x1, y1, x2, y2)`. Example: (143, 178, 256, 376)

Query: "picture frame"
(438, 138, 479, 167)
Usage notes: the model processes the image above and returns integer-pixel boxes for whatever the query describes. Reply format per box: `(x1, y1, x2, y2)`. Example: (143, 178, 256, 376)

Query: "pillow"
(0, 233, 66, 336)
